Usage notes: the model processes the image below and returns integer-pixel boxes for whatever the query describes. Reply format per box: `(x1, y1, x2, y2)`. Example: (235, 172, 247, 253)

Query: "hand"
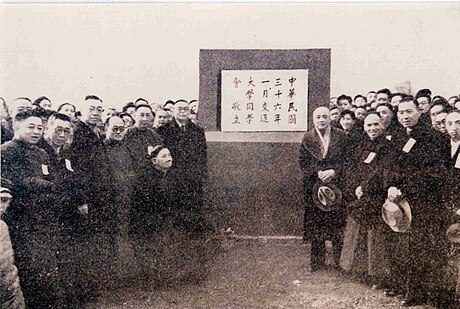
(78, 204, 89, 215)
(319, 169, 335, 183)
(387, 187, 402, 202)
(355, 186, 363, 200)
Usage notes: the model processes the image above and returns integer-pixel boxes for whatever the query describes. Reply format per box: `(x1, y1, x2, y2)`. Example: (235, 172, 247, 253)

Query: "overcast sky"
(1, 3, 459, 109)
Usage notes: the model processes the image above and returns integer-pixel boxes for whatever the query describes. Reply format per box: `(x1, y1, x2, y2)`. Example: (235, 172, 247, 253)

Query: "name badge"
(455, 155, 460, 169)
(385, 135, 392, 141)
(41, 164, 50, 175)
(65, 159, 75, 172)
(402, 138, 416, 153)
(363, 152, 376, 164)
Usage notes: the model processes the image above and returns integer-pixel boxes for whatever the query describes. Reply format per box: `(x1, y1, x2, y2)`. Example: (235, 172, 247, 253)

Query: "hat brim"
(382, 199, 412, 232)
(312, 182, 343, 211)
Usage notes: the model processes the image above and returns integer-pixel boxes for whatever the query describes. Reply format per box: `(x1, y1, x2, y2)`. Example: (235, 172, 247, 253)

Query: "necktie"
(181, 125, 185, 133)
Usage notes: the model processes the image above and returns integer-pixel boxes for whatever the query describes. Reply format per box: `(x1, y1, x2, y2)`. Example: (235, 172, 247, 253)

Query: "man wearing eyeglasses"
(103, 115, 136, 282)
(67, 95, 117, 303)
(157, 99, 210, 281)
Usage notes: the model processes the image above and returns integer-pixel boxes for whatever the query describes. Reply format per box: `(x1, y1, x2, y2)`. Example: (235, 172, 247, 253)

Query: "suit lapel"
(302, 130, 322, 160)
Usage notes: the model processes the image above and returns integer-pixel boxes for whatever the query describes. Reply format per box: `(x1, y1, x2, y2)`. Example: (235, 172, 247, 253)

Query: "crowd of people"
(300, 88, 460, 308)
(0, 96, 209, 308)
(1, 88, 460, 308)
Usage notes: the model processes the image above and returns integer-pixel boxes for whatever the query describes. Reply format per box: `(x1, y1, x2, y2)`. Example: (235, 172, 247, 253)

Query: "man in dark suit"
(388, 97, 450, 307)
(67, 95, 116, 300)
(37, 112, 89, 307)
(157, 99, 209, 282)
(157, 99, 208, 232)
(299, 106, 348, 271)
(1, 111, 62, 308)
(445, 110, 460, 305)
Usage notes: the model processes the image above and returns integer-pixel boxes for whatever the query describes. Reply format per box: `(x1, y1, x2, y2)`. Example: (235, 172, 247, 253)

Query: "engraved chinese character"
(260, 114, 269, 123)
(288, 102, 298, 112)
(246, 102, 254, 111)
(262, 102, 269, 112)
(246, 89, 254, 100)
(274, 114, 281, 124)
(273, 102, 282, 111)
(288, 88, 296, 99)
(288, 114, 297, 124)
(274, 78, 282, 86)
(246, 114, 254, 124)
(232, 102, 241, 111)
(275, 90, 282, 99)
(233, 78, 242, 88)
(288, 77, 296, 87)
(232, 115, 240, 124)
(248, 77, 256, 87)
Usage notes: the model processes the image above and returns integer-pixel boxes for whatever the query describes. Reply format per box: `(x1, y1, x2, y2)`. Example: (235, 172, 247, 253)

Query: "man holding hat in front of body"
(299, 106, 348, 272)
(386, 97, 451, 307)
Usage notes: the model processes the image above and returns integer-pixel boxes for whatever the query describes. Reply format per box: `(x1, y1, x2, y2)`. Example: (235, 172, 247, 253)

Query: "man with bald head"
(299, 106, 347, 272)
(341, 113, 398, 290)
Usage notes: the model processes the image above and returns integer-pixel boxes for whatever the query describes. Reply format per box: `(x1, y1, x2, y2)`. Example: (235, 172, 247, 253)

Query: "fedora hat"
(312, 182, 342, 211)
(447, 223, 460, 244)
(381, 198, 412, 232)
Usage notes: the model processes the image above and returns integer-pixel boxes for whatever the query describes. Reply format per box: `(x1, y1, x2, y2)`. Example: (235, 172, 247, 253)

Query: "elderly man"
(1, 111, 64, 308)
(157, 100, 208, 231)
(103, 115, 137, 282)
(299, 106, 347, 271)
(388, 97, 450, 307)
(157, 99, 209, 282)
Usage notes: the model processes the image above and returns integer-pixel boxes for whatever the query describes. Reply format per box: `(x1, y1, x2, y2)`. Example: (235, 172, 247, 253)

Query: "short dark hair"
(329, 106, 339, 111)
(415, 89, 431, 102)
(367, 91, 376, 95)
(122, 102, 136, 113)
(376, 88, 392, 97)
(14, 97, 31, 103)
(119, 112, 134, 122)
(14, 110, 40, 122)
(354, 95, 366, 102)
(57, 102, 76, 113)
(135, 104, 155, 117)
(104, 115, 124, 126)
(33, 96, 51, 105)
(376, 102, 394, 112)
(337, 95, 352, 104)
(85, 95, 103, 102)
(135, 98, 149, 105)
(398, 96, 418, 110)
(189, 99, 198, 104)
(431, 97, 449, 110)
(48, 112, 72, 124)
(174, 99, 189, 105)
(340, 110, 356, 120)
(33, 107, 53, 120)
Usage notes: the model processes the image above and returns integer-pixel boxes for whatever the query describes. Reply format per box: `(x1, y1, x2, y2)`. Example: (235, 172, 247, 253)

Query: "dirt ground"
(96, 238, 439, 309)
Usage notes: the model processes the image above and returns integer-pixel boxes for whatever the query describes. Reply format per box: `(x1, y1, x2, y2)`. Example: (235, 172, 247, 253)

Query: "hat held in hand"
(382, 198, 412, 232)
(312, 182, 342, 211)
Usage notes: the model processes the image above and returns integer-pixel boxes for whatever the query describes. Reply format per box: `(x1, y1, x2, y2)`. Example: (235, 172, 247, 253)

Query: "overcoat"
(299, 127, 348, 240)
